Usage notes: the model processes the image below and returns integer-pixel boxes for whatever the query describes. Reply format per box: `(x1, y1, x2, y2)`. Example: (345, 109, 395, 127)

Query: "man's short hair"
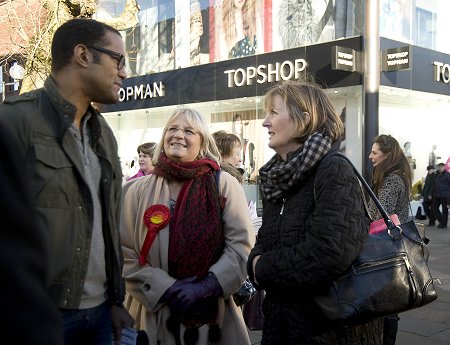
(51, 19, 121, 73)
(437, 162, 445, 167)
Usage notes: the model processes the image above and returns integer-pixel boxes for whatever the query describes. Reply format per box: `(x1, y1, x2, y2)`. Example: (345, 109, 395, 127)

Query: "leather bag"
(314, 152, 438, 326)
(232, 278, 257, 307)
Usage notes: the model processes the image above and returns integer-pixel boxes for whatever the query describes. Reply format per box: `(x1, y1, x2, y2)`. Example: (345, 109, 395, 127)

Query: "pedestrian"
(120, 108, 255, 345)
(0, 18, 133, 345)
(212, 130, 243, 182)
(368, 134, 412, 345)
(127, 142, 156, 181)
(421, 165, 436, 226)
(0, 122, 64, 345)
(247, 80, 383, 344)
(433, 162, 450, 228)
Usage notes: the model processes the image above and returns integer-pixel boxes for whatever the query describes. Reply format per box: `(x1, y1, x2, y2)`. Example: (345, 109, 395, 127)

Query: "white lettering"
(443, 64, 450, 83)
(134, 85, 144, 99)
(280, 61, 294, 80)
(387, 59, 408, 66)
(257, 65, 267, 84)
(234, 68, 246, 87)
(224, 58, 307, 88)
(337, 59, 354, 66)
(267, 63, 279, 83)
(246, 67, 256, 85)
(433, 61, 450, 84)
(118, 82, 165, 102)
(224, 70, 234, 87)
(387, 52, 409, 60)
(337, 52, 353, 59)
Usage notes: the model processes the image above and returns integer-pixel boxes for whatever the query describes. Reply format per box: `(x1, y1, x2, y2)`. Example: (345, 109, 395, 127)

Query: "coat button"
(143, 284, 150, 292)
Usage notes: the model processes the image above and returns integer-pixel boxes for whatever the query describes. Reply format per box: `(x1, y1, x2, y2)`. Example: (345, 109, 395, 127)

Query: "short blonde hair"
(264, 80, 344, 143)
(153, 108, 221, 164)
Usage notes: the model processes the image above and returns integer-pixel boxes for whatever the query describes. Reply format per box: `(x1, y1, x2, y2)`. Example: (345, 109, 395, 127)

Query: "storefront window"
(103, 86, 364, 204)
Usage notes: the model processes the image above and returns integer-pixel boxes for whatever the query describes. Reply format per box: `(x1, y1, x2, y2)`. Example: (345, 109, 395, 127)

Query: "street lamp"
(1, 63, 25, 102)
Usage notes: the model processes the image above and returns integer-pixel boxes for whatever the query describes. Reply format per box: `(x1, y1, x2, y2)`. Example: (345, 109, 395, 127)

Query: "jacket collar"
(44, 76, 102, 147)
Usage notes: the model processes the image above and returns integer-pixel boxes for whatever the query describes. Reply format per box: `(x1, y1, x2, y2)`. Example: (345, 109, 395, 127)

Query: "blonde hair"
(222, 0, 256, 49)
(264, 80, 344, 143)
(153, 108, 221, 164)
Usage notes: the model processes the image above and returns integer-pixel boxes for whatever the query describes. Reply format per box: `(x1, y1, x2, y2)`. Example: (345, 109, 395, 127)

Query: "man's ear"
(73, 44, 90, 68)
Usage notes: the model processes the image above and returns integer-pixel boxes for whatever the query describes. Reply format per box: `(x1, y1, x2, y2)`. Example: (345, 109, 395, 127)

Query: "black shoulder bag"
(314, 152, 438, 326)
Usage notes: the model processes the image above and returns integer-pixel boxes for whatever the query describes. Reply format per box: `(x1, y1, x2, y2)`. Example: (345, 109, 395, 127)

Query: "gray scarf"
(259, 132, 332, 202)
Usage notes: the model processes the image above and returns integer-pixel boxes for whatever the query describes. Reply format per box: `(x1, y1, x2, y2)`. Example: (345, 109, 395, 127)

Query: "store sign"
(223, 58, 307, 88)
(433, 61, 450, 84)
(331, 46, 356, 72)
(118, 81, 165, 102)
(382, 46, 411, 71)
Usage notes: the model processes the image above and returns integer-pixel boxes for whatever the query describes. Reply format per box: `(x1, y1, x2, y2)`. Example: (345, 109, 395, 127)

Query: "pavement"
(248, 224, 450, 344)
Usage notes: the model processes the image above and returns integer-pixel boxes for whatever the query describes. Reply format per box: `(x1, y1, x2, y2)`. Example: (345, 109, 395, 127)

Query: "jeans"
(61, 301, 112, 345)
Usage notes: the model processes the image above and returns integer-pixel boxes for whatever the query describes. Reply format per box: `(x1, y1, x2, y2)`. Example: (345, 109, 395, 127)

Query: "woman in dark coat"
(247, 80, 383, 344)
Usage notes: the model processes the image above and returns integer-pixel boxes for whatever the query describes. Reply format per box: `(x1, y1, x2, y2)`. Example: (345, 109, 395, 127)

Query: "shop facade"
(98, 0, 450, 204)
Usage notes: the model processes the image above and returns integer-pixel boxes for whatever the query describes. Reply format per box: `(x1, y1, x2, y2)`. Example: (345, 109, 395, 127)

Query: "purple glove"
(164, 274, 223, 313)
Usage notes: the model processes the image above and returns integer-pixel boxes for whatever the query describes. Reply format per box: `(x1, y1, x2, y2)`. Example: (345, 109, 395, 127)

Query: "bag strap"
(319, 152, 398, 231)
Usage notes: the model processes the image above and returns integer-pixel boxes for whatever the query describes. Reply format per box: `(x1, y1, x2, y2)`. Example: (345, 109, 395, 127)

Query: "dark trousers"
(433, 197, 448, 227)
(383, 314, 399, 345)
(61, 301, 112, 345)
(423, 199, 435, 225)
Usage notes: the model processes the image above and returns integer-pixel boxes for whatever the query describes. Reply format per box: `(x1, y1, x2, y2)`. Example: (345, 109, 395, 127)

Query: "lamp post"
(1, 63, 25, 102)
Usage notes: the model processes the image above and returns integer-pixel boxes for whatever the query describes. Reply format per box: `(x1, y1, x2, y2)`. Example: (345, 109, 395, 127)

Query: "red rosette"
(139, 204, 170, 265)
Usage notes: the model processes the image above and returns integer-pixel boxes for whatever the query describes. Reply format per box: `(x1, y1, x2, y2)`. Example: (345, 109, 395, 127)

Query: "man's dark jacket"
(0, 77, 125, 309)
(433, 170, 450, 199)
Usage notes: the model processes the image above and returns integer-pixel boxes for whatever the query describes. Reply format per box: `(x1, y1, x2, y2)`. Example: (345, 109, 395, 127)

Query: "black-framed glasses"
(86, 45, 126, 70)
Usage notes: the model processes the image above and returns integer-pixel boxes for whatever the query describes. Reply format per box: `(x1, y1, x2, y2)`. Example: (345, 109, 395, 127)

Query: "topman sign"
(224, 58, 307, 88)
(118, 81, 165, 102)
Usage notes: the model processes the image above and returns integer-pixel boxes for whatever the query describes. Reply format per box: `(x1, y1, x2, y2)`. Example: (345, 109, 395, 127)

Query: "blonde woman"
(121, 108, 255, 345)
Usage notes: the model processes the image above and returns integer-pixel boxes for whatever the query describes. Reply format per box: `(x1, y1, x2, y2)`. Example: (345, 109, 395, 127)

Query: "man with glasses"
(0, 18, 133, 345)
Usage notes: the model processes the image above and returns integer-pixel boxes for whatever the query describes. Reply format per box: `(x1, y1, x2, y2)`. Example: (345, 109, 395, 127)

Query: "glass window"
(416, 7, 436, 50)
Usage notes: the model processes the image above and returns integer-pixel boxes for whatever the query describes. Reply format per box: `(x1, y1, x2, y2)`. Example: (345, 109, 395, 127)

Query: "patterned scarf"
(259, 132, 332, 202)
(153, 154, 224, 328)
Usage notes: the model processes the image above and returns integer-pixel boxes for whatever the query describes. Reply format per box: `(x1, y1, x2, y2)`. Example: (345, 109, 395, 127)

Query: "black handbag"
(242, 290, 265, 331)
(314, 152, 438, 326)
(232, 278, 257, 307)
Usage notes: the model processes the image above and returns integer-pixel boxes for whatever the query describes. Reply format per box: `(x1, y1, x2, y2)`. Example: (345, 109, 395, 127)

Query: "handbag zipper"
(354, 254, 411, 274)
(280, 198, 286, 215)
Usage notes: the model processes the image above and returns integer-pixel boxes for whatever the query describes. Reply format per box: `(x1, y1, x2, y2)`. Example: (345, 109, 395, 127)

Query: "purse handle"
(322, 152, 399, 232)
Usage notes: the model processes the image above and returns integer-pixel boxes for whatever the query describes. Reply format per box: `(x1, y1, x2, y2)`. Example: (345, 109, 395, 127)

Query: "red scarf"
(153, 154, 224, 327)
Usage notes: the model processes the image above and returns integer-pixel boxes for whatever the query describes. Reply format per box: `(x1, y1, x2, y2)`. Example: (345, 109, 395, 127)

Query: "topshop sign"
(223, 58, 307, 88)
(433, 61, 450, 84)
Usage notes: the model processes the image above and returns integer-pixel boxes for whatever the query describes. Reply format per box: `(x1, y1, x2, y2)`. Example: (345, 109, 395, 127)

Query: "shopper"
(421, 165, 436, 226)
(212, 130, 243, 182)
(0, 18, 133, 345)
(120, 108, 255, 345)
(247, 80, 383, 344)
(433, 162, 450, 228)
(368, 134, 412, 345)
(127, 142, 156, 180)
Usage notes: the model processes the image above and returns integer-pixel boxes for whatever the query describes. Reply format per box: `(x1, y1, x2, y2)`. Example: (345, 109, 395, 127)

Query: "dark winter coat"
(433, 170, 450, 199)
(248, 151, 382, 345)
